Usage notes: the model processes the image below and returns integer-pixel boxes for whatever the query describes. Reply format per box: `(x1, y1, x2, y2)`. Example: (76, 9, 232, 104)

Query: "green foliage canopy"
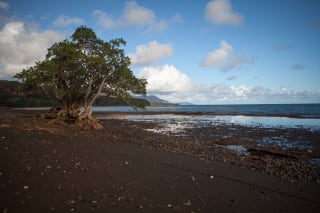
(15, 26, 147, 119)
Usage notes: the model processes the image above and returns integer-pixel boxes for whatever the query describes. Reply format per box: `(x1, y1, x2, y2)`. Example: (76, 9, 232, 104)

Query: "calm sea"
(94, 104, 320, 118)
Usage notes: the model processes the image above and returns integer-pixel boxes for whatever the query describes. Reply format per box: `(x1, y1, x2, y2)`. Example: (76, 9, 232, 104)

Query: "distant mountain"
(135, 95, 179, 106)
(139, 95, 169, 103)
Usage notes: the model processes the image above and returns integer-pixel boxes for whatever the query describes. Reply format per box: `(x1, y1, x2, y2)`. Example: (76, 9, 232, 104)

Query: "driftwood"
(248, 147, 301, 159)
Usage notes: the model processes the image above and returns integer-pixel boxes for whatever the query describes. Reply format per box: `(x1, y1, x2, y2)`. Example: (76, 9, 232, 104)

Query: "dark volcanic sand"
(0, 108, 320, 212)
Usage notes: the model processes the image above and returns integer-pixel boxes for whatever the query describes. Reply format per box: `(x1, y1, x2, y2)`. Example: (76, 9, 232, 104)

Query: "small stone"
(210, 175, 214, 179)
(0, 172, 2, 175)
(183, 200, 191, 206)
(91, 200, 97, 204)
(124, 161, 129, 165)
(168, 204, 172, 208)
(1, 136, 5, 139)
(138, 205, 144, 209)
(24, 185, 29, 190)
(46, 165, 52, 169)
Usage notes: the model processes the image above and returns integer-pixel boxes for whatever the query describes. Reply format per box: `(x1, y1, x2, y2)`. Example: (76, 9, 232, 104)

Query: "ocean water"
(94, 104, 320, 118)
(95, 104, 320, 152)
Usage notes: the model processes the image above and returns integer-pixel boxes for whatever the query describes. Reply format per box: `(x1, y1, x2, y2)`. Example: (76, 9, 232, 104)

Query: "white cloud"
(54, 15, 84, 27)
(202, 40, 254, 71)
(93, 1, 180, 32)
(202, 40, 233, 67)
(93, 2, 158, 29)
(129, 41, 173, 66)
(138, 65, 193, 95)
(0, 1, 9, 10)
(0, 21, 64, 79)
(205, 0, 243, 26)
(137, 64, 319, 104)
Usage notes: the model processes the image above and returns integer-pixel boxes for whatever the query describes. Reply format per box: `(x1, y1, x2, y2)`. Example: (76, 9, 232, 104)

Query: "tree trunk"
(75, 105, 103, 130)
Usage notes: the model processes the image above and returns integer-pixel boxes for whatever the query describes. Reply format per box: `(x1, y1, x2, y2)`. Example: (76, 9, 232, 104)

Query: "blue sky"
(0, 0, 319, 104)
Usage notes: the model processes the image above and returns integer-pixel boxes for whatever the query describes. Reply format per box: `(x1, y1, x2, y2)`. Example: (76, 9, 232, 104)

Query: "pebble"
(168, 204, 172, 208)
(23, 185, 29, 190)
(183, 200, 191, 206)
(210, 175, 214, 179)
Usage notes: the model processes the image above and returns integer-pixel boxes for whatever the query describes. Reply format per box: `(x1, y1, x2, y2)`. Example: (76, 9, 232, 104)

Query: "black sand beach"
(0, 108, 320, 212)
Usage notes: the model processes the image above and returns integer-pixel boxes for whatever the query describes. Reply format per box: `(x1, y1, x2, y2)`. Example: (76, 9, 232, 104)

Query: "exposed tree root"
(75, 115, 103, 130)
(37, 108, 104, 130)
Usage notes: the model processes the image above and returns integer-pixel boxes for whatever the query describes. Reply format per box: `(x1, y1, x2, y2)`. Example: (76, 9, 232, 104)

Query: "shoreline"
(5, 106, 320, 119)
(1, 108, 320, 212)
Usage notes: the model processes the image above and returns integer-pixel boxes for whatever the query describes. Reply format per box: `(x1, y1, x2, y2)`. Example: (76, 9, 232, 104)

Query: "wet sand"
(0, 108, 320, 212)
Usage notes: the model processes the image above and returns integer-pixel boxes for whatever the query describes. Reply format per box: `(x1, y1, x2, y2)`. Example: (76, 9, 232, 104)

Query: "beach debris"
(0, 124, 10, 128)
(183, 200, 191, 206)
(34, 125, 55, 134)
(23, 185, 29, 190)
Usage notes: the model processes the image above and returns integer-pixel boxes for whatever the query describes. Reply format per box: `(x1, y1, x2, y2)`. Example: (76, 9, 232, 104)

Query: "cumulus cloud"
(137, 64, 319, 104)
(54, 15, 84, 27)
(138, 65, 193, 95)
(129, 41, 173, 66)
(202, 40, 232, 67)
(0, 21, 63, 79)
(201, 40, 253, 71)
(93, 1, 180, 32)
(205, 0, 243, 26)
(0, 1, 9, 10)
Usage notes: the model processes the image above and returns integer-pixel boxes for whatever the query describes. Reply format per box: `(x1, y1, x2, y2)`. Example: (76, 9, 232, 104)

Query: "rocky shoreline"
(1, 108, 320, 212)
(99, 117, 320, 183)
(1, 108, 320, 183)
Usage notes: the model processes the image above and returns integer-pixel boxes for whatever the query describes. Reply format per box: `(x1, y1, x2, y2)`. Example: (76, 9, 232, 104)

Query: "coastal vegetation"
(14, 26, 147, 129)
